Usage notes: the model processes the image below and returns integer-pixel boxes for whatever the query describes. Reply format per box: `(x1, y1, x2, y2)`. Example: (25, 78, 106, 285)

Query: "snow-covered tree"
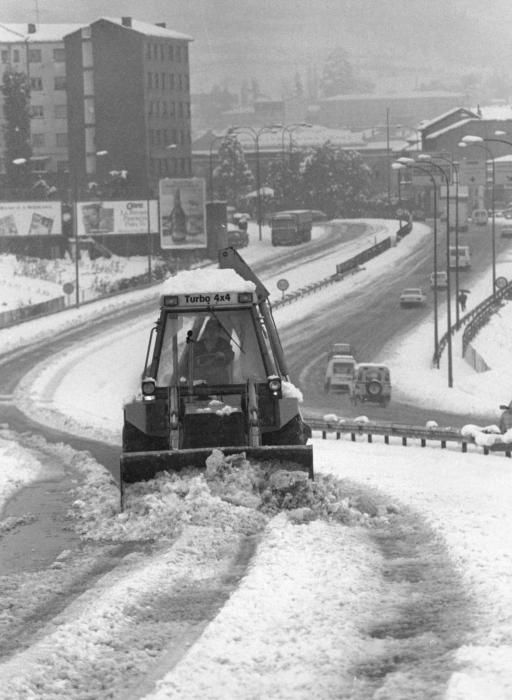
(213, 135, 254, 207)
(299, 142, 372, 217)
(266, 153, 305, 210)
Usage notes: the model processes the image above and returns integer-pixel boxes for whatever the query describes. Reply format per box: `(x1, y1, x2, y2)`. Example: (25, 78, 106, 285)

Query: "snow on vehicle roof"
(161, 268, 255, 294)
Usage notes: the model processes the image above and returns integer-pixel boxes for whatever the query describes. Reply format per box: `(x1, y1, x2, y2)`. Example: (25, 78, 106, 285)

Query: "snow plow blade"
(120, 445, 314, 484)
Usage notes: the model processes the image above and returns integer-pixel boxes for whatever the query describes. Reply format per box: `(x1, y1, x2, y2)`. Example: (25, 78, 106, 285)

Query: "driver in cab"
(194, 320, 234, 384)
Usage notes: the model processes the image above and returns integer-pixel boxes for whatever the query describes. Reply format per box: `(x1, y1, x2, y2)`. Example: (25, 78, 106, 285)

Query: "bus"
(270, 210, 313, 246)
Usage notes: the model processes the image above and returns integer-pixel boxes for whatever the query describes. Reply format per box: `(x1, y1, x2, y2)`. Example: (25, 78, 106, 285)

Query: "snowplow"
(120, 247, 313, 501)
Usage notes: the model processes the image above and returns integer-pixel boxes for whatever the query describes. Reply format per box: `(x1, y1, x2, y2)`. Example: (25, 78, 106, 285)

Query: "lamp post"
(280, 122, 312, 163)
(231, 124, 281, 241)
(460, 135, 497, 295)
(420, 153, 462, 323)
(398, 156, 453, 386)
(393, 160, 440, 367)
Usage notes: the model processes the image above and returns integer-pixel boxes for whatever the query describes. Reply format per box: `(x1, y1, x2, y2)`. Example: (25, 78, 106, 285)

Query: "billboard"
(0, 201, 62, 236)
(159, 177, 206, 250)
(76, 200, 159, 236)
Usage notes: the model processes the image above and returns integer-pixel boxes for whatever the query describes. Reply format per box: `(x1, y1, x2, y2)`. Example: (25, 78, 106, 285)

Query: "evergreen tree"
(266, 153, 305, 210)
(299, 142, 372, 217)
(213, 135, 254, 207)
(1, 70, 32, 189)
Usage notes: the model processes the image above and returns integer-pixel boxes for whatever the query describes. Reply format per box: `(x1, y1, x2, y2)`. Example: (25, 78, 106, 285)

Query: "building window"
(146, 43, 151, 60)
(161, 73, 165, 89)
(32, 133, 45, 147)
(153, 45, 158, 60)
(147, 72, 152, 89)
(160, 44, 165, 61)
(29, 49, 42, 63)
(170, 102, 175, 117)
(57, 160, 69, 172)
(31, 77, 43, 91)
(53, 48, 65, 62)
(176, 46, 181, 62)
(54, 76, 66, 90)
(56, 133, 68, 147)
(31, 105, 44, 118)
(13, 49, 20, 63)
(169, 74, 175, 90)
(168, 45, 174, 61)
(154, 73, 159, 89)
(1, 51, 8, 64)
(54, 104, 67, 119)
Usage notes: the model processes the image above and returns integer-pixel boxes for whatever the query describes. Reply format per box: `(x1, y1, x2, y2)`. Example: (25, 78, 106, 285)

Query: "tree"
(212, 135, 254, 207)
(320, 48, 374, 97)
(1, 70, 32, 189)
(299, 142, 372, 218)
(266, 153, 305, 211)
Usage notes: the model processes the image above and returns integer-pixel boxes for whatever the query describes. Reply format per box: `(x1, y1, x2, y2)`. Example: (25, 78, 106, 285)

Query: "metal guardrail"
(433, 279, 512, 366)
(306, 417, 512, 458)
(274, 235, 394, 309)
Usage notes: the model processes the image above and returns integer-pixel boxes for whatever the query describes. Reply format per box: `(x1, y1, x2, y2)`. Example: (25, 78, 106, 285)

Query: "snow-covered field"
(2, 219, 512, 698)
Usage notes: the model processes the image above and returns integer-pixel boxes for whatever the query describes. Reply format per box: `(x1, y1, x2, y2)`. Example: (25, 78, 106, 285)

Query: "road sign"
(495, 276, 508, 290)
(276, 278, 289, 292)
(62, 282, 74, 295)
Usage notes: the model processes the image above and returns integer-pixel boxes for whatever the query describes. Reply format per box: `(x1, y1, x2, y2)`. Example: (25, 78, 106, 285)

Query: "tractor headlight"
(267, 375, 282, 398)
(141, 377, 156, 400)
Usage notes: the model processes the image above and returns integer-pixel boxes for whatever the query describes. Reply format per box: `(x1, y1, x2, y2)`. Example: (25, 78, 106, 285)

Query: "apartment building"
(64, 17, 193, 196)
(0, 22, 84, 183)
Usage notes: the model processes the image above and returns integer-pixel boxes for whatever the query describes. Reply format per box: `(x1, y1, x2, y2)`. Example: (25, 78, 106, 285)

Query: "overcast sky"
(4, 1, 512, 94)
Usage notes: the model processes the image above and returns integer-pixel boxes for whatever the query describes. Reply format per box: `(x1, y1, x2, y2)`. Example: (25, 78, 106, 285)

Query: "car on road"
(324, 354, 356, 394)
(349, 363, 391, 407)
(399, 287, 427, 307)
(501, 226, 512, 238)
(430, 271, 448, 289)
(327, 342, 355, 359)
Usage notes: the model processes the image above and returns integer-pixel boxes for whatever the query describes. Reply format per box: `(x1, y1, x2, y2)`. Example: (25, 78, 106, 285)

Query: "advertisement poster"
(76, 200, 159, 236)
(159, 178, 206, 250)
(0, 202, 62, 236)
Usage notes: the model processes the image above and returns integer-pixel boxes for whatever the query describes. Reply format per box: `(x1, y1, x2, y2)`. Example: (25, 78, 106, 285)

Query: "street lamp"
(398, 156, 453, 386)
(280, 123, 312, 163)
(231, 124, 281, 241)
(419, 153, 462, 324)
(460, 135, 497, 295)
(393, 160, 440, 367)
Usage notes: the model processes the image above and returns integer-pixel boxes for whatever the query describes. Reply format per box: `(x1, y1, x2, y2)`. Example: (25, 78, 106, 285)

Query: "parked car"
(227, 223, 249, 248)
(430, 271, 448, 289)
(399, 287, 427, 307)
(350, 363, 391, 407)
(324, 354, 356, 394)
(501, 226, 512, 238)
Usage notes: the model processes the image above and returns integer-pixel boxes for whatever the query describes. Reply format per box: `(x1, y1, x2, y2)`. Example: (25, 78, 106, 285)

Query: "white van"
(449, 245, 471, 269)
(472, 209, 488, 226)
(324, 354, 356, 393)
